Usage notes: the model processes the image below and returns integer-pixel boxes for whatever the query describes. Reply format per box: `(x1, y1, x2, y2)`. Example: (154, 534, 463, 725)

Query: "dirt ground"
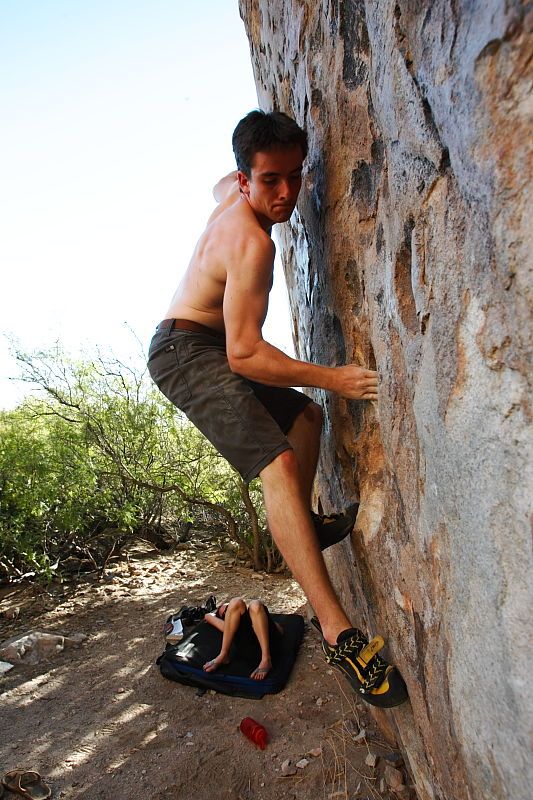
(0, 534, 413, 800)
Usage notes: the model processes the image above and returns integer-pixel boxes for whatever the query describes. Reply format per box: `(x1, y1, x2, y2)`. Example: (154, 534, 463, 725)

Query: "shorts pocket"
(148, 341, 192, 408)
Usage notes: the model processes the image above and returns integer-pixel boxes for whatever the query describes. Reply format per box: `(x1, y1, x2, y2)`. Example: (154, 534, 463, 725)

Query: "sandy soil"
(0, 535, 413, 800)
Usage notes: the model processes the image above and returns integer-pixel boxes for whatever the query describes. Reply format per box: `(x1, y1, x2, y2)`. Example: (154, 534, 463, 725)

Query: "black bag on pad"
(157, 613, 305, 699)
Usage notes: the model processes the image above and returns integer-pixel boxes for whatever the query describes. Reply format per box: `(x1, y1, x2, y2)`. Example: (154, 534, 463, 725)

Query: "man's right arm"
(204, 613, 224, 632)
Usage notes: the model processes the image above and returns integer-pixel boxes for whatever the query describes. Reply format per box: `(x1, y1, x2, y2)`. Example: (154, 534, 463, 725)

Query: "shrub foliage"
(0, 345, 281, 581)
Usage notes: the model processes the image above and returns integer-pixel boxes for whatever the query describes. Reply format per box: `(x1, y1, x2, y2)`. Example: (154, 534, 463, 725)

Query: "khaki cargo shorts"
(147, 320, 312, 483)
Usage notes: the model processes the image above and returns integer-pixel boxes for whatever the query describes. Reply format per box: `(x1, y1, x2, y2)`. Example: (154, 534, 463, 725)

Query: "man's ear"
(237, 170, 251, 196)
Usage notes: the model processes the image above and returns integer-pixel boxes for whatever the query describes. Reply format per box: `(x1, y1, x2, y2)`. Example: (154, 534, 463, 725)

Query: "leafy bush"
(0, 344, 280, 581)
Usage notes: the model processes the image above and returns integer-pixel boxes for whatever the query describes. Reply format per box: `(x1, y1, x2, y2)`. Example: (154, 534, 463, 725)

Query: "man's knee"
(248, 599, 265, 615)
(307, 401, 323, 426)
(228, 597, 246, 614)
(297, 400, 323, 433)
(262, 447, 299, 480)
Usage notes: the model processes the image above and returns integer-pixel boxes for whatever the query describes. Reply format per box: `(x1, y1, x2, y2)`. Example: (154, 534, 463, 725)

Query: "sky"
(0, 0, 294, 409)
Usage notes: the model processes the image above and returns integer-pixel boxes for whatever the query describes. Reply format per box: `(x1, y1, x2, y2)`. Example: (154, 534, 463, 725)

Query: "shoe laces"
(323, 631, 388, 693)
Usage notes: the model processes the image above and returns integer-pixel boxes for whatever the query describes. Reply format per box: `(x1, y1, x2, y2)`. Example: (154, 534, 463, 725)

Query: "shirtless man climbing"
(148, 110, 407, 707)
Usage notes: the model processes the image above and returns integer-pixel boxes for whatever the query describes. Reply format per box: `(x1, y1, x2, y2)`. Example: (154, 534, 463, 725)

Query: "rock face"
(238, 2, 532, 799)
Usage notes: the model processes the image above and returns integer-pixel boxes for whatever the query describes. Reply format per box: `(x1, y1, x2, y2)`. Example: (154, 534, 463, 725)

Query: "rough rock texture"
(238, 2, 533, 799)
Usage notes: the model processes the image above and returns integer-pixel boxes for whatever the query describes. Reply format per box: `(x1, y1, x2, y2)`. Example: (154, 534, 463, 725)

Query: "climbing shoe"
(174, 595, 217, 628)
(311, 617, 408, 708)
(311, 504, 359, 551)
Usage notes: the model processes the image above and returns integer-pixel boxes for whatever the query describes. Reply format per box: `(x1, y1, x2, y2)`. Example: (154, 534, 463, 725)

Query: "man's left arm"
(213, 171, 239, 203)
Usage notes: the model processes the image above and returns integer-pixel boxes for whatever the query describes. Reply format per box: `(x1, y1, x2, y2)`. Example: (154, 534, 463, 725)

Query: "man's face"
(239, 145, 304, 226)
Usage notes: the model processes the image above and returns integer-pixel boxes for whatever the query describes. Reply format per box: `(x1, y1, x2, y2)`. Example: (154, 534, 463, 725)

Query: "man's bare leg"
(260, 450, 351, 645)
(286, 401, 323, 503)
(248, 600, 274, 680)
(203, 597, 245, 672)
(287, 402, 358, 551)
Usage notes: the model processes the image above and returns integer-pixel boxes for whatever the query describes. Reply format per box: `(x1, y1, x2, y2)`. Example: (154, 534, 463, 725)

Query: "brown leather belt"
(157, 318, 225, 339)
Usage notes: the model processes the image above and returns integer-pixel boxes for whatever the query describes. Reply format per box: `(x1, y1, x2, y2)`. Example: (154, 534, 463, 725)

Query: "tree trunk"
(237, 477, 263, 571)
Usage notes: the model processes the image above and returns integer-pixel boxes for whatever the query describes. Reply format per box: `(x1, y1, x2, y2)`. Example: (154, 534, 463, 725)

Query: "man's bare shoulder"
(209, 199, 275, 267)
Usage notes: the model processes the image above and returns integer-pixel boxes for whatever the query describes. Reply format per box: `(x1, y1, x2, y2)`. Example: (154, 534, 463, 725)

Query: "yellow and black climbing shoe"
(311, 504, 359, 551)
(313, 619, 408, 708)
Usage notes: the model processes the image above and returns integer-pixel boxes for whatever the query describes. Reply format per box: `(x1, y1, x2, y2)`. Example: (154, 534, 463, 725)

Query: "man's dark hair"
(232, 110, 308, 176)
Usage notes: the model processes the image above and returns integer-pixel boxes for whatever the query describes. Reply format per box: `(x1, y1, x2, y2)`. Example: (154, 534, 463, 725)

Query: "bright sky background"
(0, 0, 294, 409)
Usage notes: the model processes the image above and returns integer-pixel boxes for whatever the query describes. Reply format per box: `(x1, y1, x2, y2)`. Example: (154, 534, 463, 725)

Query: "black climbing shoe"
(175, 595, 217, 628)
(311, 617, 408, 708)
(311, 504, 359, 551)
